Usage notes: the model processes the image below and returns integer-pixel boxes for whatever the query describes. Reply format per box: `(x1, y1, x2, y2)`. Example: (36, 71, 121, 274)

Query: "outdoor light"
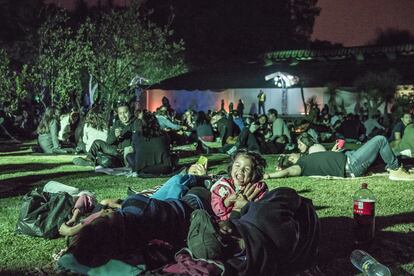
(265, 72, 299, 88)
(265, 71, 299, 114)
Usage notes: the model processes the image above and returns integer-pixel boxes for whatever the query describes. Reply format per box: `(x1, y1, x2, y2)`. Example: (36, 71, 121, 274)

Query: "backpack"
(16, 188, 74, 239)
(187, 210, 225, 260)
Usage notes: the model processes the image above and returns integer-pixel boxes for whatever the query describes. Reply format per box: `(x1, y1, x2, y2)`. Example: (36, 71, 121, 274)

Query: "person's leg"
(246, 133, 261, 152)
(345, 135, 399, 176)
(38, 135, 54, 153)
(151, 174, 197, 200)
(87, 140, 119, 160)
(73, 140, 120, 166)
(236, 128, 250, 148)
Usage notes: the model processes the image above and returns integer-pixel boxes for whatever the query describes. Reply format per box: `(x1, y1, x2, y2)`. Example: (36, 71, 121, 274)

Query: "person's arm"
(106, 124, 117, 145)
(282, 122, 292, 143)
(59, 222, 84, 236)
(82, 124, 89, 144)
(268, 120, 280, 141)
(394, 132, 402, 141)
(264, 165, 302, 179)
(374, 121, 385, 130)
(50, 120, 60, 149)
(162, 117, 181, 130)
(100, 198, 123, 209)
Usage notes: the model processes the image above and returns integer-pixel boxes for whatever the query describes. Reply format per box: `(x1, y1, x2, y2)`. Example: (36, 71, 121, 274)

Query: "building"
(146, 44, 414, 115)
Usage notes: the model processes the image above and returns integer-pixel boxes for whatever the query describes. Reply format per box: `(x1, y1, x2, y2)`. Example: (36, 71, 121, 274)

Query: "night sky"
(48, 0, 414, 47)
(312, 0, 414, 46)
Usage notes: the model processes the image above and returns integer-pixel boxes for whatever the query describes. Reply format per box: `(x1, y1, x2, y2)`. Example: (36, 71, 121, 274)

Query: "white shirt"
(83, 123, 108, 152)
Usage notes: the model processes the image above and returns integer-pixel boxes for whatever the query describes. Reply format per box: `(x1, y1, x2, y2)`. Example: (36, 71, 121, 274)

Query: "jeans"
(258, 101, 265, 115)
(151, 174, 198, 200)
(237, 128, 261, 152)
(345, 135, 399, 177)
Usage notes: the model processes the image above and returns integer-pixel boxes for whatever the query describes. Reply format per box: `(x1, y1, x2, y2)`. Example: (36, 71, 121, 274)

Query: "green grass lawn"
(1, 142, 414, 275)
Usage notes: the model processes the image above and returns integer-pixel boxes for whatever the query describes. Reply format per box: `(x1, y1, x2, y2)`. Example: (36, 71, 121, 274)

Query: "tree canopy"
(0, 2, 187, 113)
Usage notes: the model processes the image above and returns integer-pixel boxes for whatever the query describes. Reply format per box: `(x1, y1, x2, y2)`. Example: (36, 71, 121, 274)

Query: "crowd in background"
(1, 95, 413, 175)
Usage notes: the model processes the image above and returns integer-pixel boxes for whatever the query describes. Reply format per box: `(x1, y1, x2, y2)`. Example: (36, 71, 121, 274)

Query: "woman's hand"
(188, 164, 207, 176)
(224, 193, 238, 207)
(331, 142, 340, 152)
(59, 223, 75, 236)
(100, 198, 122, 209)
(241, 183, 262, 201)
(232, 194, 249, 211)
(218, 220, 234, 235)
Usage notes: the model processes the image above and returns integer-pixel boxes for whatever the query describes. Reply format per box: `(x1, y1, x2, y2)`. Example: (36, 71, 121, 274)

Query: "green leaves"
(1, 6, 187, 113)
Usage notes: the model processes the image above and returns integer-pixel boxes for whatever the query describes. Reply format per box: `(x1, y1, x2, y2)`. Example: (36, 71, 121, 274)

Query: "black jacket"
(226, 188, 320, 276)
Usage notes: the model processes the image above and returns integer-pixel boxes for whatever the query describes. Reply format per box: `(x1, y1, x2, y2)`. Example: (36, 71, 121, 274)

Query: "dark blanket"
(226, 187, 320, 276)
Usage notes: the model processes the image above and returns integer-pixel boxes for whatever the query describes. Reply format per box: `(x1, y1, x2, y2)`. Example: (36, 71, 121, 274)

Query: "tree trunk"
(300, 85, 307, 114)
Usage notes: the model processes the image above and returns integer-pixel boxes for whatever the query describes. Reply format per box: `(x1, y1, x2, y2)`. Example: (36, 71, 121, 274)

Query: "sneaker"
(73, 157, 94, 167)
(31, 145, 42, 153)
(127, 187, 139, 196)
(389, 167, 414, 181)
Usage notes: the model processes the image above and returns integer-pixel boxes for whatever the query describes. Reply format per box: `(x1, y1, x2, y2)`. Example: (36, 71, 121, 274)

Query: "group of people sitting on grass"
(2, 97, 414, 177)
(57, 150, 320, 275)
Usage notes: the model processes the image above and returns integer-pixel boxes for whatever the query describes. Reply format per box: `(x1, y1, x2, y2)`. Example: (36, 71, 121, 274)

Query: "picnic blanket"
(309, 172, 389, 180)
(94, 166, 135, 176)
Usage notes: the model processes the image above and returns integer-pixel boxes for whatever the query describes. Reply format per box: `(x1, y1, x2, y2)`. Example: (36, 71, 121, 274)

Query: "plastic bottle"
(353, 183, 376, 244)
(350, 249, 391, 276)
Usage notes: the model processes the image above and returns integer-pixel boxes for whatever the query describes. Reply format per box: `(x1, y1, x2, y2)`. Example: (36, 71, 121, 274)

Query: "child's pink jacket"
(210, 177, 268, 220)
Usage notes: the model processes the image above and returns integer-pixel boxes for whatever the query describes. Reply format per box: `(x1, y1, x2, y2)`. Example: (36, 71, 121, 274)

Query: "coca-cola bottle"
(353, 183, 376, 244)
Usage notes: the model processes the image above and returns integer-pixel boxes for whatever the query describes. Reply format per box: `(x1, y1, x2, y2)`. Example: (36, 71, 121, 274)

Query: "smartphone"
(196, 156, 208, 166)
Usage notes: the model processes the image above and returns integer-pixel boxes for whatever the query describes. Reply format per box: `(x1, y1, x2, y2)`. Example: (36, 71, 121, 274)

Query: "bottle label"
(353, 200, 375, 216)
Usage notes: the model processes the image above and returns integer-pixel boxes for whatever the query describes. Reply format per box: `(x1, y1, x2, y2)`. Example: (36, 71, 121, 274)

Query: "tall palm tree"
(354, 69, 401, 125)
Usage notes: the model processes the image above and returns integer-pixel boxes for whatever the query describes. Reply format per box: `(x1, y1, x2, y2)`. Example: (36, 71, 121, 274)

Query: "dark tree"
(0, 0, 57, 66)
(310, 39, 343, 49)
(369, 28, 414, 46)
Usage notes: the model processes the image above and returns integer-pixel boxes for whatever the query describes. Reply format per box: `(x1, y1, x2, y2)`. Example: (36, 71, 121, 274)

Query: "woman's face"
(258, 116, 267, 125)
(231, 155, 254, 187)
(298, 140, 308, 153)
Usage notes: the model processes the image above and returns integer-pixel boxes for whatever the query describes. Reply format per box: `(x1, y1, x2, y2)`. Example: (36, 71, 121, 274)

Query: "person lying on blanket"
(128, 150, 269, 221)
(61, 190, 211, 268)
(264, 135, 414, 181)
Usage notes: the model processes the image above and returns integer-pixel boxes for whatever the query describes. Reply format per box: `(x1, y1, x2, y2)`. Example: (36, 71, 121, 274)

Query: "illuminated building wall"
(146, 87, 381, 115)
